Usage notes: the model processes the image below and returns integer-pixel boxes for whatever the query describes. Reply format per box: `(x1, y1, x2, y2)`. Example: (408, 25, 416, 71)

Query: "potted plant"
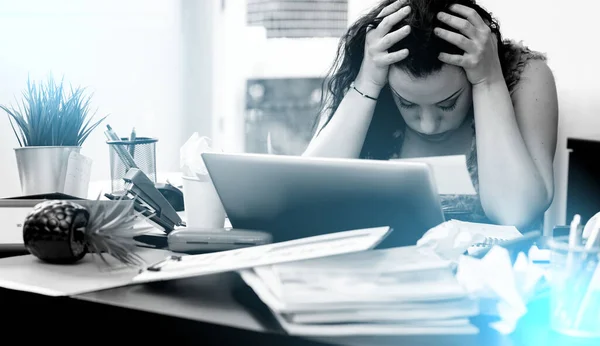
(0, 76, 107, 196)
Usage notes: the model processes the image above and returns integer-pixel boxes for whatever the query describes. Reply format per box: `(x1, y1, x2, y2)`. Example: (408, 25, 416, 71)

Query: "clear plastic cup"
(548, 236, 600, 337)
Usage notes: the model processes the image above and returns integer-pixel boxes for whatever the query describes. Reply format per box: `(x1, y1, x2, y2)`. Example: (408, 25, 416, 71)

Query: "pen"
(129, 127, 137, 158)
(578, 221, 600, 269)
(570, 218, 600, 328)
(568, 214, 582, 248)
(104, 124, 139, 170)
(573, 252, 600, 328)
(105, 124, 121, 141)
(566, 214, 582, 272)
(585, 223, 600, 251)
(582, 212, 600, 239)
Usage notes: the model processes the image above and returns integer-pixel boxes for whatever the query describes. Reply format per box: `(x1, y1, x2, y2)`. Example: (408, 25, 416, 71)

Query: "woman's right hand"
(356, 1, 412, 94)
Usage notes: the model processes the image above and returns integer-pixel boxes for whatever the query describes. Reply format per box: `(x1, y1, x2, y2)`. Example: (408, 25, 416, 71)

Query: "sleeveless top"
(385, 41, 547, 232)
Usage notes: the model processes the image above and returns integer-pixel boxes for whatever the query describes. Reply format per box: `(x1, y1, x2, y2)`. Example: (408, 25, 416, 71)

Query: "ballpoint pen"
(105, 124, 121, 141)
(573, 224, 600, 328)
(555, 215, 582, 327)
(129, 127, 136, 158)
(582, 212, 600, 239)
(585, 224, 600, 251)
(104, 124, 138, 170)
(566, 214, 582, 272)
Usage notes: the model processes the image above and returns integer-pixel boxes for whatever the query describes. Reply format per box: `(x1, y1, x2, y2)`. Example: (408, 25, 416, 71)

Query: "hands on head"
(435, 4, 503, 85)
(356, 0, 412, 91)
(356, 0, 503, 91)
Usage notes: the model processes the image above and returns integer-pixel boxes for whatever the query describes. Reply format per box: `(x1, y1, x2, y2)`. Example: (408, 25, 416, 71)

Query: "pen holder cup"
(547, 236, 600, 338)
(107, 137, 158, 193)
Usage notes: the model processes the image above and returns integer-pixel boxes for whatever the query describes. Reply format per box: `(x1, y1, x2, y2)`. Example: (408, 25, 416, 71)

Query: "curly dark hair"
(314, 0, 511, 159)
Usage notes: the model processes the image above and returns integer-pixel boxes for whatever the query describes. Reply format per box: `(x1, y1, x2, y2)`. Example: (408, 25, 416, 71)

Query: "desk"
(1, 260, 599, 346)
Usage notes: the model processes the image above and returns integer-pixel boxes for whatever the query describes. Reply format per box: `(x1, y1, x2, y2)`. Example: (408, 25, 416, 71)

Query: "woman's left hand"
(434, 4, 503, 85)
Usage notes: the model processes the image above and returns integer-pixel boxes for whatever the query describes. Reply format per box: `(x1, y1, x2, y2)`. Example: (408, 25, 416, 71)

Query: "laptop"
(201, 152, 445, 248)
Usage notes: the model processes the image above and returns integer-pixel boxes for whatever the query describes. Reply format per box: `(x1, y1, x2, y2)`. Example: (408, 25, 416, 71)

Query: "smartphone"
(167, 227, 272, 254)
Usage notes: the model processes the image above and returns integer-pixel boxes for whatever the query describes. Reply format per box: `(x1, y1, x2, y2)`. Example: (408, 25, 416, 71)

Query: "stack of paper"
(239, 246, 480, 336)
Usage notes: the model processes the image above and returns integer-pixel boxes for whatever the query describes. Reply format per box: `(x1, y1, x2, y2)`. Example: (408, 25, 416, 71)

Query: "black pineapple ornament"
(22, 199, 151, 266)
(23, 201, 89, 264)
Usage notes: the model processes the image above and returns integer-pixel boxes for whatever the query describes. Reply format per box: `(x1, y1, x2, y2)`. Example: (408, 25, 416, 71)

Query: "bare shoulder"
(510, 58, 558, 128)
(511, 58, 557, 99)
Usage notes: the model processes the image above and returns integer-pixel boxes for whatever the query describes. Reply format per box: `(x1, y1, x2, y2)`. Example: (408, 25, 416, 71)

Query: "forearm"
(472, 80, 549, 228)
(303, 79, 381, 158)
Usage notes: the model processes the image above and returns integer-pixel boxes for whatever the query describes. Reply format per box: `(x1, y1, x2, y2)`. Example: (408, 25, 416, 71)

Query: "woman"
(303, 0, 558, 232)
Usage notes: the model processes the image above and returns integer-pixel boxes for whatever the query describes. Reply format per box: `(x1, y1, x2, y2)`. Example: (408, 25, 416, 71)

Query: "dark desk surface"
(2, 250, 600, 346)
(73, 273, 600, 346)
(75, 273, 267, 333)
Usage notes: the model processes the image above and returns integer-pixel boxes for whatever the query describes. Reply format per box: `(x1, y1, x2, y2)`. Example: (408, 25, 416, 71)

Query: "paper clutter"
(417, 220, 486, 262)
(416, 220, 523, 262)
(455, 247, 546, 335)
(239, 245, 480, 336)
(63, 151, 93, 199)
(180, 133, 220, 179)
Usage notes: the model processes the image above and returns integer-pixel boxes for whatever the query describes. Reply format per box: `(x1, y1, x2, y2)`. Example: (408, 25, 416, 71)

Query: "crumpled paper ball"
(180, 133, 220, 178)
(416, 220, 547, 335)
(416, 219, 488, 262)
(455, 247, 546, 334)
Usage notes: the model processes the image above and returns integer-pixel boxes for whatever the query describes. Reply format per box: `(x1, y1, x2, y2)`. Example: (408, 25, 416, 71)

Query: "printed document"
(391, 155, 476, 195)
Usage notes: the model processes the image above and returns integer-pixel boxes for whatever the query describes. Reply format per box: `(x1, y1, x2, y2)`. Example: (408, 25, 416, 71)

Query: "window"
(215, 0, 374, 155)
(247, 0, 348, 38)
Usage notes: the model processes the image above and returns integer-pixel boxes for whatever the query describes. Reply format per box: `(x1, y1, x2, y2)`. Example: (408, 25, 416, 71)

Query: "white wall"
(0, 0, 186, 197)
(212, 0, 249, 153)
(181, 0, 221, 150)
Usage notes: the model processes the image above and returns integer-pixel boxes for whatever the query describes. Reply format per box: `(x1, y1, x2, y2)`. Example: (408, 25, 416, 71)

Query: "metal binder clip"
(106, 168, 185, 233)
(145, 255, 183, 272)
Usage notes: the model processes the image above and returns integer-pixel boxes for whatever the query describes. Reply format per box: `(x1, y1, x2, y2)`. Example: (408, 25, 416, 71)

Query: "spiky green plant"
(0, 75, 107, 147)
